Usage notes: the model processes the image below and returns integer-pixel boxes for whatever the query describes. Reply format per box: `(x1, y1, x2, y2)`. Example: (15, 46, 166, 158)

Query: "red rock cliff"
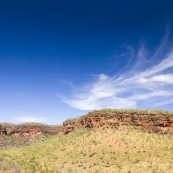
(63, 109, 173, 134)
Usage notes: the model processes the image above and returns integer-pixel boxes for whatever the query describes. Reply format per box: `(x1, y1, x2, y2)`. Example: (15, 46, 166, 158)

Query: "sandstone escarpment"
(0, 123, 63, 137)
(0, 123, 63, 148)
(63, 109, 173, 134)
(1, 109, 173, 138)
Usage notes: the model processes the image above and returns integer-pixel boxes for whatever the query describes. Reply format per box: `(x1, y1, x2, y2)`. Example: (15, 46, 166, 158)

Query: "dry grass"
(0, 125, 173, 172)
(0, 158, 21, 173)
(94, 108, 173, 115)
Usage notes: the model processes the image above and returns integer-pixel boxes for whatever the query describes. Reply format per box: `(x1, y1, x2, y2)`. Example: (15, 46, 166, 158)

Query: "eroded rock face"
(11, 126, 43, 137)
(0, 123, 63, 148)
(63, 111, 173, 134)
(0, 125, 7, 135)
(1, 110, 173, 137)
(0, 123, 63, 137)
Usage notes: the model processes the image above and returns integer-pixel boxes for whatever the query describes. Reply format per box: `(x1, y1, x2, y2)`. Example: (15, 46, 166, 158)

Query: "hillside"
(0, 123, 62, 149)
(0, 109, 173, 173)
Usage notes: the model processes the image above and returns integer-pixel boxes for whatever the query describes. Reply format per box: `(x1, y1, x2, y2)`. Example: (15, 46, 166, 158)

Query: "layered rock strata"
(0, 123, 63, 137)
(63, 110, 173, 134)
(1, 110, 173, 137)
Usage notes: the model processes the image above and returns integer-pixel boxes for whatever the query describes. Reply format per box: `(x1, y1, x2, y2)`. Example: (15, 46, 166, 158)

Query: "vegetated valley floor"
(0, 109, 173, 173)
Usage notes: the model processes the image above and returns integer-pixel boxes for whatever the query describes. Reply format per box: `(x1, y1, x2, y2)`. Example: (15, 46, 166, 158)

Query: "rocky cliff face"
(1, 109, 173, 138)
(0, 123, 63, 137)
(0, 123, 63, 148)
(63, 109, 173, 134)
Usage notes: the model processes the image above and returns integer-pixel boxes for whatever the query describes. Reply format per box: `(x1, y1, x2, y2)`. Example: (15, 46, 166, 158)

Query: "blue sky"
(0, 0, 173, 124)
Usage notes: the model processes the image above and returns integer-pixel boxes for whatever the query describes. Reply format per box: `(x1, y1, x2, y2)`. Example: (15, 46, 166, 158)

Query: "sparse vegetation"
(0, 125, 173, 172)
(0, 158, 21, 172)
(1, 109, 173, 172)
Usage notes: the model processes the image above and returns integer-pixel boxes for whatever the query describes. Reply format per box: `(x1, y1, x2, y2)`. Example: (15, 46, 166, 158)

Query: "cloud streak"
(15, 116, 48, 123)
(60, 34, 173, 110)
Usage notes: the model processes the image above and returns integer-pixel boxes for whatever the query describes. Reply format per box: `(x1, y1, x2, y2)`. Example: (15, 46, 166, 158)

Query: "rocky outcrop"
(63, 110, 173, 134)
(11, 126, 42, 137)
(1, 109, 173, 138)
(0, 125, 7, 135)
(0, 123, 63, 137)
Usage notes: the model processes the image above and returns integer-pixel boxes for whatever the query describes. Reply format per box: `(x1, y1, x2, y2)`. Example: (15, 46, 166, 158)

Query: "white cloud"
(152, 27, 170, 59)
(15, 116, 48, 123)
(60, 34, 173, 110)
(151, 74, 173, 83)
(136, 74, 173, 87)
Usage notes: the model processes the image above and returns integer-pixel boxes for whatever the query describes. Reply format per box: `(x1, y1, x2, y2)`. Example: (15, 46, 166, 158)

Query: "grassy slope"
(0, 158, 21, 173)
(0, 126, 173, 173)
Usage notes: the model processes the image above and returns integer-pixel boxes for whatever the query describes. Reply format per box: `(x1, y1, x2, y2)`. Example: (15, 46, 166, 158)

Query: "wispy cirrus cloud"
(15, 116, 48, 123)
(60, 33, 173, 110)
